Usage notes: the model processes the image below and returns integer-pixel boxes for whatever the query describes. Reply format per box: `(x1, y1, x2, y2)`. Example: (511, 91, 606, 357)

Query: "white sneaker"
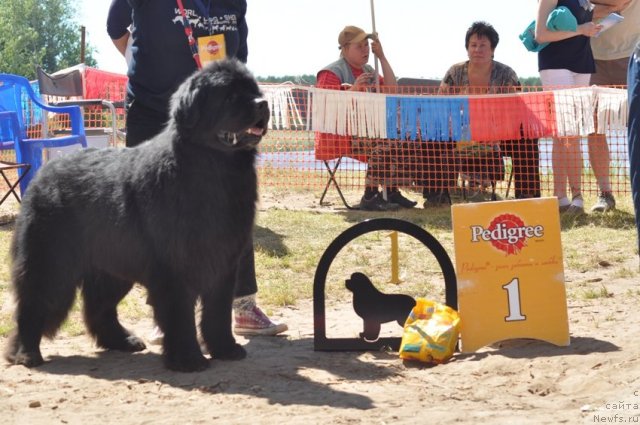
(591, 192, 616, 213)
(147, 325, 164, 345)
(234, 305, 288, 336)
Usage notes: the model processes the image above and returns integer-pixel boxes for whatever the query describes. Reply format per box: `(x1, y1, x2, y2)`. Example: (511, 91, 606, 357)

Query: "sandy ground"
(2, 192, 640, 424)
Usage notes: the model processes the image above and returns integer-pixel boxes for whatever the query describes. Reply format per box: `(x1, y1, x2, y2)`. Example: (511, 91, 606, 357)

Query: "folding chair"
(318, 78, 443, 209)
(319, 157, 358, 209)
(0, 73, 87, 194)
(36, 66, 119, 149)
(0, 111, 31, 204)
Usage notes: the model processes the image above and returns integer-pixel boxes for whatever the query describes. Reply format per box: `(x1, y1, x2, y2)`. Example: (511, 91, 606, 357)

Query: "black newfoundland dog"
(5, 59, 269, 372)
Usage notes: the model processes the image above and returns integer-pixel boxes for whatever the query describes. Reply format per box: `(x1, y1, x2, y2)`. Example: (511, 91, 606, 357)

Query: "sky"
(79, 0, 541, 80)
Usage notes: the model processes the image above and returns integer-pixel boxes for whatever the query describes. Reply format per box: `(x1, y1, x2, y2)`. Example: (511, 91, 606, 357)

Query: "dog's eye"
(225, 93, 238, 104)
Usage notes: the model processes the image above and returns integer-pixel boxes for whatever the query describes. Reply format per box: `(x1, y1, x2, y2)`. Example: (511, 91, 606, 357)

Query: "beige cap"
(338, 26, 373, 48)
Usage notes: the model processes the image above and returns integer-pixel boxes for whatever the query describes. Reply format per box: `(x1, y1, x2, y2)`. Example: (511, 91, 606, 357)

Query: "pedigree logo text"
(469, 213, 544, 255)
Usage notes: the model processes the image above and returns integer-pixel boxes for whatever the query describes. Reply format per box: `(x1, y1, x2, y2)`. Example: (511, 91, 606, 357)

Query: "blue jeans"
(628, 44, 640, 256)
(125, 95, 258, 297)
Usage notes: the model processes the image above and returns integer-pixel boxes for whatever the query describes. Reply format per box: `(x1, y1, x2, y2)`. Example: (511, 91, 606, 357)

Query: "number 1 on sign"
(502, 278, 526, 322)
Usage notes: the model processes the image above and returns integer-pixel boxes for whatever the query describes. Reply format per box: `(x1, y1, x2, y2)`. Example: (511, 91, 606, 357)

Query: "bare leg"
(587, 133, 612, 193)
(552, 137, 569, 202)
(588, 132, 616, 212)
(565, 136, 583, 201)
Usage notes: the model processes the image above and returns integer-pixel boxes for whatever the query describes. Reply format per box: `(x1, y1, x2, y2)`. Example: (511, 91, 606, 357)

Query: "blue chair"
(0, 73, 87, 194)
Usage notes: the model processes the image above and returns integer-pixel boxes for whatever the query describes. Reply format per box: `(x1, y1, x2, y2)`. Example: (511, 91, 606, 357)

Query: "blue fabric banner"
(386, 96, 470, 142)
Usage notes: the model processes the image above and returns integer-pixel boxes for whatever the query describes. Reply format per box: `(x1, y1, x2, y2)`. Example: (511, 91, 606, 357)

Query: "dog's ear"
(171, 76, 216, 131)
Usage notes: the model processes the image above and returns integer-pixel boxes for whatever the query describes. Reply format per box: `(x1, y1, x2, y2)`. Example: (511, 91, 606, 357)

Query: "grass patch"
(579, 284, 613, 300)
(0, 190, 637, 338)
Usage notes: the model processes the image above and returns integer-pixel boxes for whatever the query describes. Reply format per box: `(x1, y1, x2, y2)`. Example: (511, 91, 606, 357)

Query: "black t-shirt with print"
(538, 0, 595, 74)
(108, 0, 248, 113)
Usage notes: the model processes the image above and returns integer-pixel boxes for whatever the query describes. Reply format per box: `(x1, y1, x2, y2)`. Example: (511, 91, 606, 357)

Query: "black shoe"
(515, 193, 540, 199)
(388, 190, 417, 208)
(360, 193, 400, 211)
(422, 191, 451, 208)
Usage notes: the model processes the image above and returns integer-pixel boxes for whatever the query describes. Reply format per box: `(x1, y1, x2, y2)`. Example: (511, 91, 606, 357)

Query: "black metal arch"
(313, 218, 457, 351)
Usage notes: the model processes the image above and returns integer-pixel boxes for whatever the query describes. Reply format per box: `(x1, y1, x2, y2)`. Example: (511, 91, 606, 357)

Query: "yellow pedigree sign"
(451, 197, 569, 352)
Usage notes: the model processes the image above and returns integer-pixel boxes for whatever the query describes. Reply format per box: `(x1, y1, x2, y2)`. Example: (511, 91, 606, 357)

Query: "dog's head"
(345, 272, 372, 293)
(169, 59, 269, 151)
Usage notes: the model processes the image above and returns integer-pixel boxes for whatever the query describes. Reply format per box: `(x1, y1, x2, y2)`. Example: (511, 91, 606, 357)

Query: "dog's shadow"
(253, 225, 288, 257)
(34, 336, 382, 409)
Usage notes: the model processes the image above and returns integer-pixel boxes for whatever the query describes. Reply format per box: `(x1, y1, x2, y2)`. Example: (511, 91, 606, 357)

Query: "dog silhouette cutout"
(345, 272, 416, 342)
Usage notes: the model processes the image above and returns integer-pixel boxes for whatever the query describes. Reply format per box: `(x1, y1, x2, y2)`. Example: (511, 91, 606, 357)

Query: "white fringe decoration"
(310, 87, 387, 138)
(551, 87, 595, 136)
(259, 84, 305, 130)
(592, 86, 628, 133)
(309, 86, 628, 140)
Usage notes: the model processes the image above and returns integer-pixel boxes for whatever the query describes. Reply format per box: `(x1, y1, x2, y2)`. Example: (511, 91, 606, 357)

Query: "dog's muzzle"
(220, 98, 269, 149)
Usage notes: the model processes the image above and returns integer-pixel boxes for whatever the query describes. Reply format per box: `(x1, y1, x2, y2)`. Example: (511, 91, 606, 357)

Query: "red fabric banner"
(469, 92, 557, 141)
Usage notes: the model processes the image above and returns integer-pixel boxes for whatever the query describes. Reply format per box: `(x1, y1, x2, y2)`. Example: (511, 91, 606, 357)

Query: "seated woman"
(422, 21, 541, 206)
(316, 25, 417, 211)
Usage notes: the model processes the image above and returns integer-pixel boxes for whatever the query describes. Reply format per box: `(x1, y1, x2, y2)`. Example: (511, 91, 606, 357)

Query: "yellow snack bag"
(399, 298, 461, 363)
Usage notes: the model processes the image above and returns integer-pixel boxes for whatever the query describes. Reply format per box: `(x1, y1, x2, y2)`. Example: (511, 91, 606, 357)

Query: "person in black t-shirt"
(107, 0, 287, 339)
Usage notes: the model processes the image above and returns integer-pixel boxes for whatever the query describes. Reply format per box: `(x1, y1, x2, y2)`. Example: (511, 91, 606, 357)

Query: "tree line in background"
(256, 75, 317, 85)
(1, 0, 542, 87)
(0, 0, 96, 80)
(520, 76, 543, 87)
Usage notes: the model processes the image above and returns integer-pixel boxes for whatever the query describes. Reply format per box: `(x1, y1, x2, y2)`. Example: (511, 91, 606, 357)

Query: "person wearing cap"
(316, 25, 417, 211)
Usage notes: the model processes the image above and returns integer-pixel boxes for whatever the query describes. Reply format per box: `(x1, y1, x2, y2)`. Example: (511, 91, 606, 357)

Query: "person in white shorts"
(588, 0, 638, 212)
(536, 0, 602, 215)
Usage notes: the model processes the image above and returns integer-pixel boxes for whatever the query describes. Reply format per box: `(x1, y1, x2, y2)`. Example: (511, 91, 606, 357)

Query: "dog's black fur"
(4, 59, 269, 372)
(345, 272, 416, 341)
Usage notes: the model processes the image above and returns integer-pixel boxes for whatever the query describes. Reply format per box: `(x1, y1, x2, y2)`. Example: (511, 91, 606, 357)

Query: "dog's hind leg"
(5, 258, 79, 367)
(148, 272, 209, 372)
(82, 270, 146, 352)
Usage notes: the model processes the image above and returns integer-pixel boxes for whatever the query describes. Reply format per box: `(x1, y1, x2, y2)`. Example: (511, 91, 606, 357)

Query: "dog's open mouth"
(219, 121, 267, 149)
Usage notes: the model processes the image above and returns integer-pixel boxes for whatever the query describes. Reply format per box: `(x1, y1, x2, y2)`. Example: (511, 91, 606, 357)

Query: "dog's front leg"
(149, 277, 209, 372)
(199, 275, 247, 361)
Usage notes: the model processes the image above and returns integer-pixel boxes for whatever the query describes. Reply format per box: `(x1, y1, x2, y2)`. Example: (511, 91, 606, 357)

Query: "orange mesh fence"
(17, 80, 631, 204)
(257, 83, 630, 203)
(30, 67, 128, 146)
(82, 67, 127, 139)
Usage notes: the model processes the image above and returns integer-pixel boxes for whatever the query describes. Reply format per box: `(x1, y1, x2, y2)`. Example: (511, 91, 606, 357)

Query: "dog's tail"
(11, 242, 81, 339)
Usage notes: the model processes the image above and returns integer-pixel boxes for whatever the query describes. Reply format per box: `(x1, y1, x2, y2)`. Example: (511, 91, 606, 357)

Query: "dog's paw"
(5, 346, 44, 368)
(210, 343, 247, 361)
(163, 350, 210, 373)
(120, 335, 147, 352)
(97, 333, 147, 352)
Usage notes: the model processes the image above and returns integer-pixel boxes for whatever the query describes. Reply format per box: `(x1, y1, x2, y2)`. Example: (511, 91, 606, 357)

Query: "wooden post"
(388, 231, 401, 284)
(80, 26, 86, 64)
